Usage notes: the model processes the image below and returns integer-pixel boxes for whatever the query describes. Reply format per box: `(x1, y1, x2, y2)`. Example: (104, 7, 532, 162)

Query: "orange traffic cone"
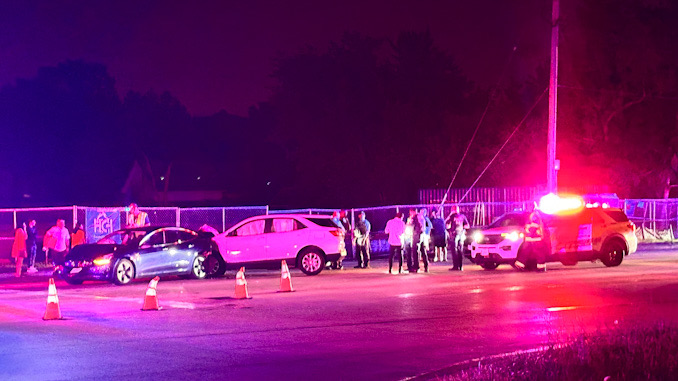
(43, 278, 62, 320)
(141, 276, 161, 310)
(234, 267, 251, 299)
(279, 260, 294, 292)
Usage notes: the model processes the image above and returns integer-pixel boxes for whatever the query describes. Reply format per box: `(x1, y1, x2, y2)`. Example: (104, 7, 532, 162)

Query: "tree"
(268, 31, 473, 207)
(558, 0, 678, 197)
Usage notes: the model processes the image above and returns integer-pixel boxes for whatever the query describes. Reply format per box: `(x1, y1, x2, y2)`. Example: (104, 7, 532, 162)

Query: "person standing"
(11, 223, 28, 277)
(26, 220, 38, 273)
(353, 211, 371, 269)
(385, 212, 406, 274)
(43, 219, 70, 266)
(516, 211, 548, 272)
(447, 205, 470, 271)
(71, 221, 86, 248)
(330, 211, 345, 270)
(430, 210, 447, 262)
(126, 203, 150, 228)
(419, 208, 433, 266)
(340, 211, 353, 260)
(407, 209, 427, 273)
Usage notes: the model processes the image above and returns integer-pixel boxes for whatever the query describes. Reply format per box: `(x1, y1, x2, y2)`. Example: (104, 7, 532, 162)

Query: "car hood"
(481, 227, 523, 235)
(66, 244, 120, 261)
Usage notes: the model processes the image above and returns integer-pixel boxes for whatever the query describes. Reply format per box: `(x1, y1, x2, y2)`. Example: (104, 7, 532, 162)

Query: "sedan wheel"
(113, 259, 135, 285)
(190, 255, 206, 279)
(299, 249, 324, 276)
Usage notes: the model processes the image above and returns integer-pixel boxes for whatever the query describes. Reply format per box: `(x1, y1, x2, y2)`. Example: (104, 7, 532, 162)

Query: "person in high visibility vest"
(516, 211, 548, 272)
(126, 203, 150, 228)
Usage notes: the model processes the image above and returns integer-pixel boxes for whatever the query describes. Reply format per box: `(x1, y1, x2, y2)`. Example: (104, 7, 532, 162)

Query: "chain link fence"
(2, 200, 678, 259)
(624, 199, 678, 242)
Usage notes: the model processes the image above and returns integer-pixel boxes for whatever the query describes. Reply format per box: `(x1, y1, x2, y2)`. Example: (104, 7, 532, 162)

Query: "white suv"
(206, 214, 346, 276)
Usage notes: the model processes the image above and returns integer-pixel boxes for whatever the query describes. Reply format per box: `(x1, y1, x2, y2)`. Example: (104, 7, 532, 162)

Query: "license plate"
(480, 249, 489, 257)
(70, 267, 82, 274)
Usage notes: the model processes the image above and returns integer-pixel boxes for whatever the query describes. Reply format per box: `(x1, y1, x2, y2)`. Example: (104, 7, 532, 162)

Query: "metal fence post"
(266, 205, 269, 215)
(72, 205, 77, 227)
(13, 209, 17, 230)
(222, 208, 226, 233)
(176, 208, 181, 227)
(652, 201, 656, 234)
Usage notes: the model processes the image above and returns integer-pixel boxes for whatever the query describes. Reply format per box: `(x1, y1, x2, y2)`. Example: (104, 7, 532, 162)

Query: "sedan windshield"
(98, 230, 147, 245)
(487, 213, 527, 229)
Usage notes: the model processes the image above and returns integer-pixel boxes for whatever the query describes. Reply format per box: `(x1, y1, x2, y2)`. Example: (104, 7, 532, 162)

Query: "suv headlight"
(473, 232, 483, 243)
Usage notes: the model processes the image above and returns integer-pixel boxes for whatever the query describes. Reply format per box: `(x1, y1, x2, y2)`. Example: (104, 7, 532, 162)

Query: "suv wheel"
(481, 261, 499, 270)
(298, 248, 325, 276)
(601, 240, 625, 267)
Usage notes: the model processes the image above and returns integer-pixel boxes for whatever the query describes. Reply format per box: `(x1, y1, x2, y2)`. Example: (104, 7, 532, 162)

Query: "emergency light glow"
(539, 193, 584, 215)
(501, 231, 523, 241)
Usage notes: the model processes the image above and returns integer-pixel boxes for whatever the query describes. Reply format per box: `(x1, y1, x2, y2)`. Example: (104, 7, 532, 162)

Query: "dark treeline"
(1, 0, 677, 208)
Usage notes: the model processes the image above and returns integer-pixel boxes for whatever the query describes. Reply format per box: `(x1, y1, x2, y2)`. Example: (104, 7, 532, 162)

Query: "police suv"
(469, 196, 637, 270)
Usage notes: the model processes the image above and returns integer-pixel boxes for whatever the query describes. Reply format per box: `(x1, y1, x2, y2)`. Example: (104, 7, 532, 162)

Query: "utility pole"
(547, 0, 559, 193)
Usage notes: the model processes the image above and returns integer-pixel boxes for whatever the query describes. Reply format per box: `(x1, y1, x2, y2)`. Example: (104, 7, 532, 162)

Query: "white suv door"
(222, 218, 268, 263)
(266, 218, 307, 261)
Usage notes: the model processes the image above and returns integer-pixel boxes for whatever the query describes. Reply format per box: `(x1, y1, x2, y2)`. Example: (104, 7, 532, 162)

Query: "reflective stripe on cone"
(279, 260, 294, 293)
(142, 276, 161, 310)
(235, 267, 251, 299)
(43, 278, 62, 320)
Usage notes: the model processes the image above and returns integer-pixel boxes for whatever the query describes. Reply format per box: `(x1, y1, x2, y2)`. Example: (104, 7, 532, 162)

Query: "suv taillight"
(628, 222, 636, 232)
(329, 229, 344, 237)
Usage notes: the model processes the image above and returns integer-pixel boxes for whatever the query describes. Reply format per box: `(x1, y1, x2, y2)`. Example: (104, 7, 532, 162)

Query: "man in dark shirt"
(407, 209, 428, 273)
(353, 211, 371, 268)
(430, 210, 447, 262)
(26, 220, 38, 273)
(447, 206, 470, 271)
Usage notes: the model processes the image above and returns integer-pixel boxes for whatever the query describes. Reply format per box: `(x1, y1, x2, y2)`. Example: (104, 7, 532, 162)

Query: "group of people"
(9, 203, 150, 278)
(10, 219, 85, 278)
(331, 206, 470, 274)
(384, 206, 469, 274)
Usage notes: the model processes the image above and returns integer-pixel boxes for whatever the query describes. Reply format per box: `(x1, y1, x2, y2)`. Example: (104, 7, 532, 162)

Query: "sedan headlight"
(93, 254, 114, 266)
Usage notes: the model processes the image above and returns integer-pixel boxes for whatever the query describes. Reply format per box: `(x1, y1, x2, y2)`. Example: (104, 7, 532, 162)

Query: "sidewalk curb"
(637, 243, 678, 252)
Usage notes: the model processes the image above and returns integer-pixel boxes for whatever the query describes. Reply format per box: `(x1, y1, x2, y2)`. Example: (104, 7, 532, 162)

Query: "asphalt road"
(1, 249, 677, 381)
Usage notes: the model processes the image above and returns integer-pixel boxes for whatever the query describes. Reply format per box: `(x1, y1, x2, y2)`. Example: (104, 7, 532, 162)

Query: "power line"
(456, 87, 549, 206)
(438, 46, 518, 211)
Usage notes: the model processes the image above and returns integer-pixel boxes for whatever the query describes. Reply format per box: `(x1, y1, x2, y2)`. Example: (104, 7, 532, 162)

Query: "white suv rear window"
(307, 218, 340, 228)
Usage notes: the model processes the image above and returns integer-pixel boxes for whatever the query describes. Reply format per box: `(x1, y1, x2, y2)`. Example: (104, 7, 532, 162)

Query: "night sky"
(1, 0, 547, 116)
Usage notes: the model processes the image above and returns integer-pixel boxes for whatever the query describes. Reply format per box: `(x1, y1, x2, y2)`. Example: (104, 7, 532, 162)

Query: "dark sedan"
(56, 227, 212, 285)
